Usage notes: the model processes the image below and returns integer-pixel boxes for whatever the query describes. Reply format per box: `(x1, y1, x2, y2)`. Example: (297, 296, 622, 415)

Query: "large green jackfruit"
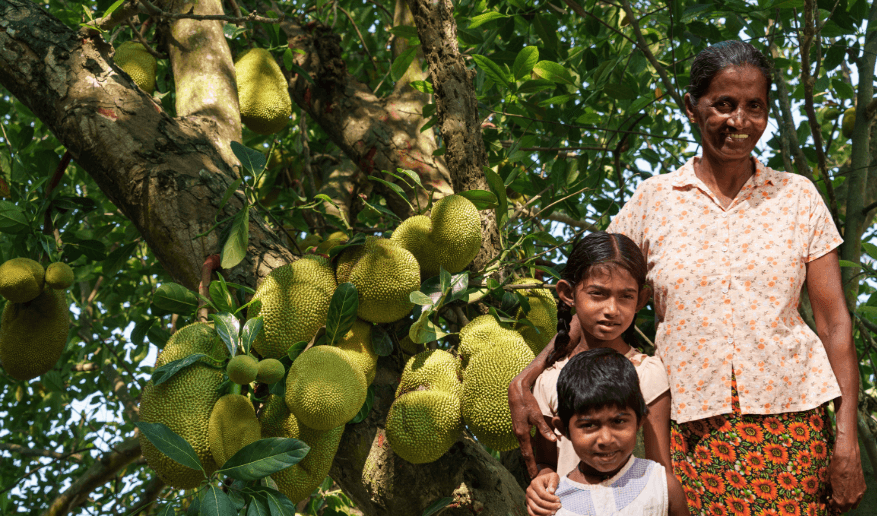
(235, 48, 292, 135)
(115, 41, 157, 94)
(0, 257, 45, 303)
(511, 278, 558, 355)
(336, 237, 419, 323)
(259, 395, 344, 503)
(386, 390, 462, 464)
(285, 345, 367, 430)
(335, 319, 377, 385)
(0, 289, 68, 381)
(208, 394, 261, 467)
(391, 194, 482, 277)
(139, 323, 229, 488)
(396, 349, 461, 398)
(249, 256, 336, 359)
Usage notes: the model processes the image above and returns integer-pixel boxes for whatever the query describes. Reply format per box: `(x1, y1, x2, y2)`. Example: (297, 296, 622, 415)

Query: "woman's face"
(685, 65, 769, 164)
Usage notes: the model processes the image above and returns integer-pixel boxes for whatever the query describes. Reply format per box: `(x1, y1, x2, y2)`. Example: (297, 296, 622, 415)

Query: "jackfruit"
(458, 315, 524, 368)
(396, 349, 461, 398)
(44, 262, 74, 290)
(227, 354, 258, 385)
(256, 358, 285, 384)
(336, 237, 419, 323)
(843, 107, 856, 138)
(115, 41, 157, 94)
(391, 194, 482, 277)
(386, 389, 462, 464)
(208, 394, 261, 467)
(335, 319, 377, 385)
(285, 345, 367, 430)
(248, 256, 336, 359)
(139, 323, 229, 488)
(822, 107, 841, 121)
(511, 278, 558, 355)
(259, 395, 344, 503)
(0, 289, 69, 381)
(235, 48, 292, 135)
(0, 258, 45, 303)
(461, 341, 534, 451)
(315, 231, 349, 254)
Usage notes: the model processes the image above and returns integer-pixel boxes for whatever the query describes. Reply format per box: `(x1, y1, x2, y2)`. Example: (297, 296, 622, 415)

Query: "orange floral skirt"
(670, 378, 837, 516)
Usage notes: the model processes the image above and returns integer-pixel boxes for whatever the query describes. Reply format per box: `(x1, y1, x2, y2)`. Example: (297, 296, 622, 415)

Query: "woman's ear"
(556, 280, 576, 307)
(684, 92, 698, 124)
(636, 285, 651, 311)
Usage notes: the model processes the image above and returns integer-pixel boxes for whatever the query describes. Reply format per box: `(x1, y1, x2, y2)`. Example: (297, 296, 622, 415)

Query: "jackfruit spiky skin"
(391, 194, 482, 277)
(44, 262, 74, 290)
(511, 278, 558, 356)
(335, 319, 377, 385)
(115, 42, 157, 94)
(285, 345, 367, 430)
(259, 395, 344, 503)
(208, 394, 261, 467)
(461, 342, 534, 451)
(235, 48, 292, 135)
(0, 258, 45, 303)
(139, 323, 229, 488)
(336, 237, 419, 323)
(386, 390, 462, 464)
(256, 358, 285, 384)
(396, 349, 461, 398)
(249, 256, 336, 359)
(227, 354, 259, 385)
(0, 289, 69, 381)
(458, 315, 524, 368)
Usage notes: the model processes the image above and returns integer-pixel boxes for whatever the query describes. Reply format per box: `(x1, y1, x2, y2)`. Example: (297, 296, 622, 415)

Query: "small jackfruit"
(285, 345, 367, 430)
(843, 107, 856, 138)
(386, 390, 462, 464)
(335, 319, 378, 385)
(0, 289, 69, 381)
(236, 48, 292, 135)
(249, 256, 337, 359)
(396, 349, 461, 398)
(336, 237, 419, 323)
(227, 354, 259, 385)
(139, 323, 229, 488)
(208, 394, 261, 467)
(391, 194, 482, 277)
(0, 258, 45, 303)
(511, 278, 558, 355)
(256, 358, 285, 384)
(44, 262, 74, 290)
(115, 42, 157, 94)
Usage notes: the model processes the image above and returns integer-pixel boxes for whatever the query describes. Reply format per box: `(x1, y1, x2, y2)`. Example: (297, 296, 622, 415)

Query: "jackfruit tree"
(2, 0, 877, 515)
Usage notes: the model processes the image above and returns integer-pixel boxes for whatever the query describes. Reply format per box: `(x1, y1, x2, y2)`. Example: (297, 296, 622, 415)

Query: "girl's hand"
(526, 469, 561, 516)
(828, 435, 866, 512)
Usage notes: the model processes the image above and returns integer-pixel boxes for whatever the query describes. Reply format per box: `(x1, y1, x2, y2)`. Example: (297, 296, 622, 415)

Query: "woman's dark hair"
(548, 231, 647, 367)
(688, 40, 772, 104)
(556, 347, 648, 432)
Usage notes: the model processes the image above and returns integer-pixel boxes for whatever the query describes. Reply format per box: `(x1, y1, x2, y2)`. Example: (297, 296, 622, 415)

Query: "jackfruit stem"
(230, 383, 241, 396)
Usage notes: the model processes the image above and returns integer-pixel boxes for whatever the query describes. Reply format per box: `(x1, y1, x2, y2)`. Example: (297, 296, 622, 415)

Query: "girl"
(526, 231, 681, 516)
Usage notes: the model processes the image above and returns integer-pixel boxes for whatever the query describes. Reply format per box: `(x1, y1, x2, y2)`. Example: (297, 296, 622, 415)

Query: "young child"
(526, 232, 678, 516)
(551, 348, 687, 516)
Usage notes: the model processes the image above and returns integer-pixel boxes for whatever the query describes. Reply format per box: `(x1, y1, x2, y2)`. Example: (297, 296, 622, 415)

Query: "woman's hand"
(509, 349, 556, 478)
(526, 469, 561, 516)
(828, 434, 866, 512)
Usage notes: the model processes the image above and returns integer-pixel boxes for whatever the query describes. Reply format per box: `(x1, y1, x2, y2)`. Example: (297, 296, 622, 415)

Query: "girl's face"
(557, 266, 647, 350)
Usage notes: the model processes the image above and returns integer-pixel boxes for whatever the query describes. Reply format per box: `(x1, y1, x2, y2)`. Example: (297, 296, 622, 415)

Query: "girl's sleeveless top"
(555, 457, 668, 516)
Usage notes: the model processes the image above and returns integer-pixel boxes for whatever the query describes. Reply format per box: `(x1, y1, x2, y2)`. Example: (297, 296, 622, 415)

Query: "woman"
(510, 41, 866, 515)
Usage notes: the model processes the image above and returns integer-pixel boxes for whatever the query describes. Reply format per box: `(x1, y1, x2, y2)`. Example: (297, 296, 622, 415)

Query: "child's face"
(557, 405, 640, 478)
(558, 266, 644, 347)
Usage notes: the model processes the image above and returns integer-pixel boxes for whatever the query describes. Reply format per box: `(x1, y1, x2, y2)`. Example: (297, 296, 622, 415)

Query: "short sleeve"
(533, 368, 559, 418)
(802, 180, 843, 262)
(634, 356, 670, 405)
(607, 182, 650, 248)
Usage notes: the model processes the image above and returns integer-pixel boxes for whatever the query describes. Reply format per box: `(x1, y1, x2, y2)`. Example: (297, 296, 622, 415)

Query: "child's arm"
(643, 391, 688, 515)
(666, 468, 691, 516)
(527, 415, 562, 516)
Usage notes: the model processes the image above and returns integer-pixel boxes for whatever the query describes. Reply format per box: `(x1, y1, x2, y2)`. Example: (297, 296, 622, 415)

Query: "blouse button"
(727, 337, 734, 344)
(721, 246, 728, 252)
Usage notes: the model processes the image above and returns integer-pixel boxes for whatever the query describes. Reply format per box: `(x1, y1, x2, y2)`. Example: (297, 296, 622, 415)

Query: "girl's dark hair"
(688, 40, 772, 104)
(548, 231, 647, 367)
(556, 347, 648, 431)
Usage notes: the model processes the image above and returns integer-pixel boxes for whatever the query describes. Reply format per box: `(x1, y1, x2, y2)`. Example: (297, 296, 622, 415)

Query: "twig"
(102, 362, 141, 423)
(634, 325, 655, 349)
(337, 5, 373, 62)
(561, 0, 636, 46)
(125, 19, 165, 59)
(364, 0, 393, 20)
(197, 255, 221, 323)
(0, 443, 85, 462)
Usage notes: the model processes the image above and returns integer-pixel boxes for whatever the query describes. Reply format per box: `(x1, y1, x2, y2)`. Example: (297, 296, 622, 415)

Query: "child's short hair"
(556, 348, 648, 431)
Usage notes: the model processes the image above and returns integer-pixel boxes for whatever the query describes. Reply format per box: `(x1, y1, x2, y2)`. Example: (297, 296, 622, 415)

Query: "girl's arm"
(526, 415, 562, 516)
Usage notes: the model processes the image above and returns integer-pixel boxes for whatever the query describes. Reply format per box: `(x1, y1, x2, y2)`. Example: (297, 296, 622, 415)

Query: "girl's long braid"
(547, 301, 573, 368)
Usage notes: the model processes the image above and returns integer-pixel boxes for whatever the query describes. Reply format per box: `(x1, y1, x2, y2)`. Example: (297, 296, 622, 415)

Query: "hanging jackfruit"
(0, 257, 45, 303)
(511, 278, 558, 355)
(396, 349, 461, 398)
(115, 41, 157, 94)
(44, 262, 74, 290)
(235, 48, 292, 135)
(386, 389, 462, 464)
(208, 394, 261, 467)
(256, 358, 285, 384)
(0, 289, 69, 381)
(227, 354, 258, 385)
(285, 345, 367, 430)
(458, 315, 526, 368)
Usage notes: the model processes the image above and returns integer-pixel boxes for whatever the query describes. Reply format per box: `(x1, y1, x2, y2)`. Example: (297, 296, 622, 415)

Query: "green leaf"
(289, 63, 315, 85)
(210, 312, 241, 356)
(246, 498, 269, 516)
(135, 422, 204, 473)
(241, 317, 263, 355)
(349, 385, 374, 424)
(66, 239, 107, 260)
(410, 290, 434, 306)
(863, 243, 877, 260)
(102, 0, 126, 19)
(484, 167, 508, 227)
(512, 46, 539, 81)
(409, 310, 450, 344)
(371, 326, 393, 356)
(210, 281, 235, 314)
(286, 341, 308, 362)
(388, 26, 420, 40)
(230, 141, 267, 174)
(768, 0, 804, 8)
(468, 11, 507, 29)
(152, 354, 207, 386)
(858, 306, 877, 316)
(838, 260, 861, 268)
(409, 80, 434, 94)
(217, 178, 244, 213)
(325, 282, 359, 346)
(396, 168, 425, 190)
(250, 487, 297, 516)
(532, 61, 574, 86)
(391, 47, 418, 82)
(154, 504, 177, 516)
(456, 189, 498, 210)
(421, 497, 454, 516)
(153, 283, 199, 315)
(472, 54, 509, 89)
(221, 206, 249, 269)
(535, 265, 561, 280)
(200, 485, 237, 516)
(218, 437, 310, 480)
(681, 3, 714, 22)
(368, 176, 413, 211)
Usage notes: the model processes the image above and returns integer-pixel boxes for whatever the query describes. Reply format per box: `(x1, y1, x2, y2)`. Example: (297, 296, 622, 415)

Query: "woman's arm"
(526, 415, 562, 516)
(509, 338, 557, 479)
(643, 391, 687, 514)
(805, 249, 866, 512)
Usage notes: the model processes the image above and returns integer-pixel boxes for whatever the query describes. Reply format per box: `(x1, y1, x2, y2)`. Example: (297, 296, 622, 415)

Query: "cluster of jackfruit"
(114, 41, 157, 95)
(235, 48, 292, 135)
(0, 258, 73, 381)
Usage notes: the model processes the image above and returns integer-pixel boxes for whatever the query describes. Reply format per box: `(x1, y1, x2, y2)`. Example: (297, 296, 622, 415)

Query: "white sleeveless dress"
(555, 456, 668, 516)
